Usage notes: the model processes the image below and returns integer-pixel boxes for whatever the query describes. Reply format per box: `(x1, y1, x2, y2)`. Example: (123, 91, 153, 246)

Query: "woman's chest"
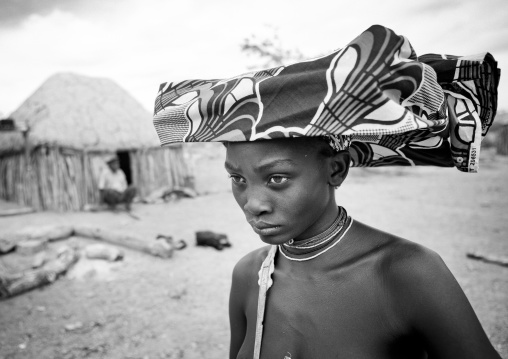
(238, 269, 416, 359)
(264, 277, 394, 357)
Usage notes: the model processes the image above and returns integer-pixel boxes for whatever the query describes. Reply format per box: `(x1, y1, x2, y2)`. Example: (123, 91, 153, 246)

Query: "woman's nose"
(243, 190, 271, 216)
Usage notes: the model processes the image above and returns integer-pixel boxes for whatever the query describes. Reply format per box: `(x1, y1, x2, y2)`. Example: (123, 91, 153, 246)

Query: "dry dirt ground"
(1, 151, 507, 359)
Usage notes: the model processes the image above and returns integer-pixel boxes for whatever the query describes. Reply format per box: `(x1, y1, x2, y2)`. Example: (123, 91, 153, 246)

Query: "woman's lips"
(249, 221, 282, 236)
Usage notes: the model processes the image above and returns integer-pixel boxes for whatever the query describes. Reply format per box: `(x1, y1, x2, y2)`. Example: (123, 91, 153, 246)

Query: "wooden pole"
(467, 251, 508, 267)
(74, 226, 173, 258)
(82, 150, 88, 208)
(22, 129, 30, 169)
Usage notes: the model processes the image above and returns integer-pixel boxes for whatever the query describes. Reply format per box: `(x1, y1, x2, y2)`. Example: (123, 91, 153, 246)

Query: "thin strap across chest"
(253, 245, 277, 359)
(253, 210, 353, 357)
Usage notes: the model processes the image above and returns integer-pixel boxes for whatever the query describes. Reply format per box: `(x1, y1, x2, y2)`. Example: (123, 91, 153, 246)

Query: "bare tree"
(240, 26, 305, 69)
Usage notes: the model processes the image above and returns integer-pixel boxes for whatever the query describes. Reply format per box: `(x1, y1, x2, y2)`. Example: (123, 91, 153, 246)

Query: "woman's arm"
(392, 245, 501, 359)
(229, 260, 248, 359)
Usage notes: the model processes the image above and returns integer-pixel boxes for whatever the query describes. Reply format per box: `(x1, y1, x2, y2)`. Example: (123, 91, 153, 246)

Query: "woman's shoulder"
(350, 220, 446, 278)
(351, 220, 455, 309)
(232, 245, 273, 282)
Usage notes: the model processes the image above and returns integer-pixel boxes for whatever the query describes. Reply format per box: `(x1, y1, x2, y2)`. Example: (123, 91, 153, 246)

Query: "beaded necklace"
(254, 208, 353, 356)
(279, 206, 352, 261)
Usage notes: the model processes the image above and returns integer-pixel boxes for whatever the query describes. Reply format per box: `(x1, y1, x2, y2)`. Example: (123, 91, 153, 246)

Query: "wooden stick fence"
(0, 145, 189, 211)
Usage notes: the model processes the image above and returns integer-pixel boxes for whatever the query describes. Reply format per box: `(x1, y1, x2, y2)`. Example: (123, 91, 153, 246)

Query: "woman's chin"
(256, 232, 292, 246)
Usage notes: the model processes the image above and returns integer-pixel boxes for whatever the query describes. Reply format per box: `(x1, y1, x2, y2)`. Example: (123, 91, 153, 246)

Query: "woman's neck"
(293, 201, 339, 242)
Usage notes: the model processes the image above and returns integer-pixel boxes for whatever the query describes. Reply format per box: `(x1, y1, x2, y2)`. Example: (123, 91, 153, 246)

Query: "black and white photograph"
(0, 1, 507, 358)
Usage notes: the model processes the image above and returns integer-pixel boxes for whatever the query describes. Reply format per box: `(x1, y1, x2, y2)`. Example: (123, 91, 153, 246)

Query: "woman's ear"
(328, 150, 350, 188)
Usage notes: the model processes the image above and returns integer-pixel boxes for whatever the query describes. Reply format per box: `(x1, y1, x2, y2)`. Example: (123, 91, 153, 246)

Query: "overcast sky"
(1, 0, 507, 117)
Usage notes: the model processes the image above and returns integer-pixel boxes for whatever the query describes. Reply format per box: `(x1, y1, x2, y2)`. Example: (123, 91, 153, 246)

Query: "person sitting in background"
(99, 155, 137, 211)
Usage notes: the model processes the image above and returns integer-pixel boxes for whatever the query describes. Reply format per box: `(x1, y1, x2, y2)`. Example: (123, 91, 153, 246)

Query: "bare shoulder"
(352, 220, 446, 277)
(351, 224, 502, 358)
(349, 220, 453, 299)
(354, 221, 464, 309)
(231, 245, 272, 289)
(380, 234, 448, 288)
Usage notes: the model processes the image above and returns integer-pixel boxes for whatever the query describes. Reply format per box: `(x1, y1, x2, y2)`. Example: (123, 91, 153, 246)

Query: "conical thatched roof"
(0, 73, 159, 152)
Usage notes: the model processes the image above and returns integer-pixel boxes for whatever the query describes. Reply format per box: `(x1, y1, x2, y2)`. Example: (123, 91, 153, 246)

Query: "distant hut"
(0, 73, 190, 211)
(494, 112, 508, 156)
(497, 124, 508, 155)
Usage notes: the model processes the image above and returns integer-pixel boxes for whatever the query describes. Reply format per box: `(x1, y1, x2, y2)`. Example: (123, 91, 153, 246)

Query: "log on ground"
(73, 226, 173, 258)
(0, 246, 79, 299)
(466, 251, 508, 267)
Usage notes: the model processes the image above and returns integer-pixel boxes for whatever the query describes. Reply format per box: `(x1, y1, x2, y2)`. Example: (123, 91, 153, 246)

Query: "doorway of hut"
(116, 151, 132, 185)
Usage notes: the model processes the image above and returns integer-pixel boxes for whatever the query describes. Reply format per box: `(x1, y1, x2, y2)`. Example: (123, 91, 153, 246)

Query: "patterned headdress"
(153, 25, 499, 172)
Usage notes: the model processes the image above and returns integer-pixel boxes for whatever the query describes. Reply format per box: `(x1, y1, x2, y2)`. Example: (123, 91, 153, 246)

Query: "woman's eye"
(268, 176, 289, 184)
(228, 174, 245, 184)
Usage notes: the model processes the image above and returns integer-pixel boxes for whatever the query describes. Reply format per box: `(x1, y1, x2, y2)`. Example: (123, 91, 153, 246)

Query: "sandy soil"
(1, 151, 507, 359)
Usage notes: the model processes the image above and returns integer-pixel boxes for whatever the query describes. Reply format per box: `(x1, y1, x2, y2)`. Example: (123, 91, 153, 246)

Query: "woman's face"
(225, 138, 339, 245)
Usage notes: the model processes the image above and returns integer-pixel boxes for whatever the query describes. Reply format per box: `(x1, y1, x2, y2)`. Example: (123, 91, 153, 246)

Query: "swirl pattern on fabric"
(153, 25, 499, 172)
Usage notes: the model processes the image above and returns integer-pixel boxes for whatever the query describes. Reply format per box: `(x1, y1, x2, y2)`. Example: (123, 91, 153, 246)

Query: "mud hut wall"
(496, 125, 508, 155)
(0, 147, 98, 211)
(0, 152, 40, 209)
(85, 153, 100, 205)
(0, 146, 189, 211)
(131, 146, 189, 198)
(0, 151, 42, 210)
(38, 147, 82, 211)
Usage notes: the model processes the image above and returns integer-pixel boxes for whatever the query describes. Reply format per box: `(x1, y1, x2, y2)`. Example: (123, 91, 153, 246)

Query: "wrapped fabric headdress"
(153, 25, 500, 172)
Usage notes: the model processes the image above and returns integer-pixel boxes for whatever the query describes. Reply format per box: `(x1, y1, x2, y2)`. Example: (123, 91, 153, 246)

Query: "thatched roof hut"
(493, 112, 508, 155)
(0, 73, 190, 211)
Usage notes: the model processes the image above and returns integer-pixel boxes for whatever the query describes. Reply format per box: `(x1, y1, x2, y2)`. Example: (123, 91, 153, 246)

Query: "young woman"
(225, 137, 500, 359)
(152, 25, 501, 358)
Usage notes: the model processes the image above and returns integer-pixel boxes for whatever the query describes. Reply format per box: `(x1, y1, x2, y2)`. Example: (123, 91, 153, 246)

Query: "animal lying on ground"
(195, 231, 231, 250)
